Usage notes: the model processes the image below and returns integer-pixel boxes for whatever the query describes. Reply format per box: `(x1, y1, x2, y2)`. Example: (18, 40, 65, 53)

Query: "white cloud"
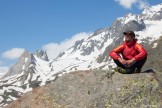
(115, 0, 150, 9)
(42, 32, 91, 60)
(0, 61, 3, 65)
(0, 66, 9, 76)
(2, 48, 25, 59)
(115, 0, 138, 9)
(138, 0, 150, 9)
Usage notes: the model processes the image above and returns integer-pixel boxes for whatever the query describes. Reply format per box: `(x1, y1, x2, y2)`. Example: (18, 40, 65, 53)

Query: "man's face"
(125, 34, 133, 42)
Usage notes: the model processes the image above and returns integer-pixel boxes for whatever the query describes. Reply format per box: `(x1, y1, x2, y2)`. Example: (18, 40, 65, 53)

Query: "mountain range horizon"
(0, 3, 162, 107)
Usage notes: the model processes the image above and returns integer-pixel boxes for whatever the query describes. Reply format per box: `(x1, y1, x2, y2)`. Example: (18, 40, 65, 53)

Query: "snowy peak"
(117, 13, 142, 25)
(33, 50, 49, 61)
(1, 50, 49, 80)
(141, 3, 162, 20)
(2, 51, 32, 78)
(0, 50, 52, 107)
(123, 13, 138, 24)
(19, 50, 31, 59)
(142, 3, 162, 15)
(117, 4, 162, 25)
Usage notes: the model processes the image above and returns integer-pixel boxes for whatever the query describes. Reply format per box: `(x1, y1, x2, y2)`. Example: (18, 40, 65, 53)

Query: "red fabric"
(109, 40, 147, 61)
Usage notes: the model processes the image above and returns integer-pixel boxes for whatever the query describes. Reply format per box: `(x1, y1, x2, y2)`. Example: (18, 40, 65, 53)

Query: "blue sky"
(0, 0, 161, 74)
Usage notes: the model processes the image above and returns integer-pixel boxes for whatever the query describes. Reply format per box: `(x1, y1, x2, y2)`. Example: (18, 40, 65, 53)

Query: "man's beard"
(125, 37, 131, 42)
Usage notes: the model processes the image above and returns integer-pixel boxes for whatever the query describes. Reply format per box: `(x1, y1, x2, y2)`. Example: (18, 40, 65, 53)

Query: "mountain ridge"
(1, 3, 162, 107)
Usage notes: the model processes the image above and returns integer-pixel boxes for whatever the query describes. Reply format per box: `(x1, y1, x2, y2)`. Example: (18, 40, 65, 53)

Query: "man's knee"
(137, 57, 147, 67)
(113, 59, 125, 69)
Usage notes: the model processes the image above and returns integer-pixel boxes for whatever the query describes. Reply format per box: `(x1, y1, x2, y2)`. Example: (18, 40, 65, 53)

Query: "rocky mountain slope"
(1, 3, 162, 107)
(143, 36, 162, 71)
(4, 70, 162, 108)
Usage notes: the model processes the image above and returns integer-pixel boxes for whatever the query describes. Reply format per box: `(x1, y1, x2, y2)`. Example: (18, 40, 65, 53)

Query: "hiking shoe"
(134, 68, 141, 73)
(114, 67, 126, 74)
(125, 68, 135, 74)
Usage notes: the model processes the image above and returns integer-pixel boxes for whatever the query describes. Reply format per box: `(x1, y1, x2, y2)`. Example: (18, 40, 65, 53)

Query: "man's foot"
(134, 68, 141, 73)
(125, 68, 134, 74)
(114, 67, 126, 74)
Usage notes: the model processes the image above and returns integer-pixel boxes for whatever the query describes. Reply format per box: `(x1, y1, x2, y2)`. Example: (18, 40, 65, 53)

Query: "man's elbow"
(109, 51, 113, 58)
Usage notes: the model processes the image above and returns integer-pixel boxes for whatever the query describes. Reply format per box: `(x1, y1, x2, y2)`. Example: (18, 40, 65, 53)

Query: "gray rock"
(2, 51, 32, 78)
(4, 70, 162, 108)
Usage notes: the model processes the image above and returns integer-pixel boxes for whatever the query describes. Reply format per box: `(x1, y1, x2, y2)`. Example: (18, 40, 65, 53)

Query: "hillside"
(4, 70, 162, 108)
(143, 36, 162, 71)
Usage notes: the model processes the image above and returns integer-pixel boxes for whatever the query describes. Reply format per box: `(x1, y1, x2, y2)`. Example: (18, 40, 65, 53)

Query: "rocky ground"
(4, 69, 162, 108)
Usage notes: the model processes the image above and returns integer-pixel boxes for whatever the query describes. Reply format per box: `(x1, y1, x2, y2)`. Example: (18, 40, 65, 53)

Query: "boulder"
(4, 70, 162, 108)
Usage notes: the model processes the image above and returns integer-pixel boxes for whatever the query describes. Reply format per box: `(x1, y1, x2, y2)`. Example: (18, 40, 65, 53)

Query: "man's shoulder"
(135, 42, 143, 46)
(115, 42, 125, 46)
(134, 42, 146, 50)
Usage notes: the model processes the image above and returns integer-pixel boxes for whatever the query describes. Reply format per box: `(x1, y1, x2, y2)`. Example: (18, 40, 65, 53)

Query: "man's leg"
(113, 59, 127, 73)
(129, 57, 147, 73)
(113, 59, 126, 69)
(114, 59, 136, 74)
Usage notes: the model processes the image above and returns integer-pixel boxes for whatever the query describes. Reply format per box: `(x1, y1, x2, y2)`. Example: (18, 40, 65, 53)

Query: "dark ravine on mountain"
(1, 3, 162, 108)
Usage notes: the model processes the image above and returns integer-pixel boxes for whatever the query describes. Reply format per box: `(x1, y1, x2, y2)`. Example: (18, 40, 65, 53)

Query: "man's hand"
(126, 58, 136, 66)
(118, 58, 127, 65)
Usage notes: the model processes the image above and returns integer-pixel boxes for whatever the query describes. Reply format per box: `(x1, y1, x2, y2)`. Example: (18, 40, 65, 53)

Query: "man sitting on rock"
(109, 31, 147, 74)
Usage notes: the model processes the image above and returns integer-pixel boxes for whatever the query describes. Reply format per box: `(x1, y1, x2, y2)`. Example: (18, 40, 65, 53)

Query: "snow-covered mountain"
(1, 3, 162, 107)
